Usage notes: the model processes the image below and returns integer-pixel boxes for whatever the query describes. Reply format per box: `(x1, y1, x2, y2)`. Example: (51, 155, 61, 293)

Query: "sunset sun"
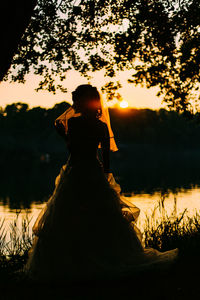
(119, 100, 129, 108)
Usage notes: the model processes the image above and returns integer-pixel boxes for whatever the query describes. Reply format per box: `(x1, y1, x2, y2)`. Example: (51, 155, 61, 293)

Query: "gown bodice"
(67, 116, 109, 163)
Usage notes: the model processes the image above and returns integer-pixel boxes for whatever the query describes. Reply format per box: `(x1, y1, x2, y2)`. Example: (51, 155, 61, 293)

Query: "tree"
(129, 0, 200, 113)
(4, 103, 29, 117)
(3, 0, 200, 112)
(0, 0, 37, 80)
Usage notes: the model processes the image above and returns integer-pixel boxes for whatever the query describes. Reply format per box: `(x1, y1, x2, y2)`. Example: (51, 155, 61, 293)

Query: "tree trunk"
(0, 0, 37, 81)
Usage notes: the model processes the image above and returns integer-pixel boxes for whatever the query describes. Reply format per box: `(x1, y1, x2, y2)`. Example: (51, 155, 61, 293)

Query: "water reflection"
(131, 188, 200, 229)
(1, 188, 200, 237)
(1, 154, 200, 235)
(2, 154, 200, 209)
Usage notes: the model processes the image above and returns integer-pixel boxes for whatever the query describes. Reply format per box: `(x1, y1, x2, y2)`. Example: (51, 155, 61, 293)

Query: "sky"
(0, 69, 165, 110)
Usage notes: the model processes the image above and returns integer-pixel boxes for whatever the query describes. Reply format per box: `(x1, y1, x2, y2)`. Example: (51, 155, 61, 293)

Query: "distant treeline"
(1, 102, 200, 158)
(2, 102, 200, 202)
(109, 108, 200, 146)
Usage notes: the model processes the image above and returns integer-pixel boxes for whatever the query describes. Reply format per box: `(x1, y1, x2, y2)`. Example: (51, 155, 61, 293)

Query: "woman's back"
(67, 116, 109, 160)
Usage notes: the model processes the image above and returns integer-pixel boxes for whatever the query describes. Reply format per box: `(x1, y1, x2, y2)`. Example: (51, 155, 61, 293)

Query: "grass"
(144, 210, 200, 252)
(1, 207, 200, 269)
(142, 194, 200, 258)
(0, 207, 200, 299)
(0, 212, 33, 282)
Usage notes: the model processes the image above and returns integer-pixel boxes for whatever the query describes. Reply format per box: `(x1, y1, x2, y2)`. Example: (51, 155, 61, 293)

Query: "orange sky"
(0, 70, 165, 110)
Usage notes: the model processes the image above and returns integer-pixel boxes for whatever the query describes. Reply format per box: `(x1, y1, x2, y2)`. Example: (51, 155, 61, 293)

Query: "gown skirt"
(25, 156, 178, 282)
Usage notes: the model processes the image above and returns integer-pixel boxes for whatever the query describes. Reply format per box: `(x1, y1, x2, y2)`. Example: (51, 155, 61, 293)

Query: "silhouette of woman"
(25, 85, 178, 282)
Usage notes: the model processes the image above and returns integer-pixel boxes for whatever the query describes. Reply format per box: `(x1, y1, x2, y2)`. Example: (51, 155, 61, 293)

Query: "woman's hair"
(72, 84, 102, 118)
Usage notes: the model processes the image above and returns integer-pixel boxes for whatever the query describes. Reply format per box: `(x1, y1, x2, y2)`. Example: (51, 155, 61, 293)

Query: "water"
(1, 186, 200, 236)
(1, 152, 200, 236)
(130, 188, 200, 229)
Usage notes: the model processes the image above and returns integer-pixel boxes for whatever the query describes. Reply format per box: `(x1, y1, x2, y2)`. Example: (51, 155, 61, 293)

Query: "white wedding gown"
(25, 158, 178, 282)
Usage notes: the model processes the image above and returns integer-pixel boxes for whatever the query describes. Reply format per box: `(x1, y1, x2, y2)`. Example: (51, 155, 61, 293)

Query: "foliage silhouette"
(2, 102, 200, 151)
(0, 1, 37, 80)
(3, 0, 200, 111)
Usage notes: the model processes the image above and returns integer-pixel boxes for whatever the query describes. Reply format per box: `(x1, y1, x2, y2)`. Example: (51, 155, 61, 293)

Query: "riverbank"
(0, 252, 198, 300)
(0, 211, 200, 299)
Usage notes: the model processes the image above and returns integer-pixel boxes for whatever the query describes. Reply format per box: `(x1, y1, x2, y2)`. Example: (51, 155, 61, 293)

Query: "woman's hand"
(104, 172, 112, 182)
(55, 121, 66, 138)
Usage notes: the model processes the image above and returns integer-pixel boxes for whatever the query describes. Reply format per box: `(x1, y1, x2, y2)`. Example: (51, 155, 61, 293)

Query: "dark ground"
(0, 254, 199, 300)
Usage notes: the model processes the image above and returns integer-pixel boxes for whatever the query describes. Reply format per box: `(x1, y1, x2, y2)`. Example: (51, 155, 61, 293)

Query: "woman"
(25, 84, 178, 282)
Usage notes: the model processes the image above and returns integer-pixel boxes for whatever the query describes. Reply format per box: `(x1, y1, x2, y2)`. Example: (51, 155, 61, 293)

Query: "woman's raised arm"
(100, 122, 110, 174)
(54, 120, 67, 140)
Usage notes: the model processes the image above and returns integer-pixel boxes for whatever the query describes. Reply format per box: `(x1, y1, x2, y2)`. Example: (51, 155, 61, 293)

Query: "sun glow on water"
(119, 100, 129, 108)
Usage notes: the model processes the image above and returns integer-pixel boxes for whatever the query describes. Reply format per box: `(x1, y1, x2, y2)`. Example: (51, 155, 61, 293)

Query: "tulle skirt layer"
(25, 157, 178, 282)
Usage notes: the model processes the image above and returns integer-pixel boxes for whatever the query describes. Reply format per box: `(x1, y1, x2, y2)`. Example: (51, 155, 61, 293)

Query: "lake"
(1, 184, 200, 239)
(1, 150, 200, 238)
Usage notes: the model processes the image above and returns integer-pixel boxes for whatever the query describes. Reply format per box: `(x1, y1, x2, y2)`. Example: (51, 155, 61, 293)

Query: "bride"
(25, 84, 178, 282)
